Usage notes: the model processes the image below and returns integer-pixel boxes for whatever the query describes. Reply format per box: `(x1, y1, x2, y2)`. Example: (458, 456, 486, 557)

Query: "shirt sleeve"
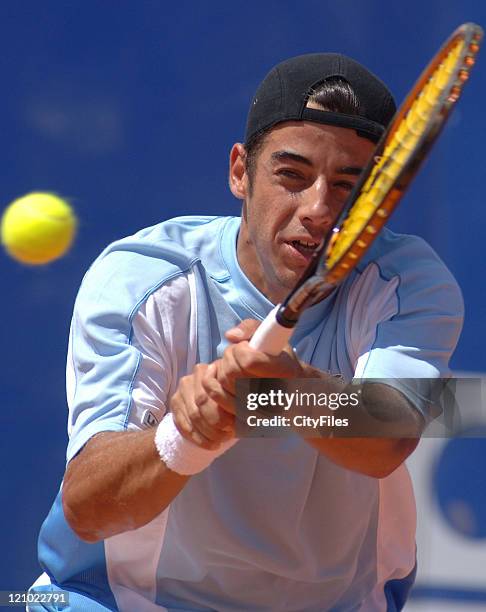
(65, 254, 193, 463)
(348, 249, 464, 421)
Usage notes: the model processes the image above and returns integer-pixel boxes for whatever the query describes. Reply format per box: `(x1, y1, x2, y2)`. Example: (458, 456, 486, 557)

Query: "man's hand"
(170, 362, 235, 450)
(218, 319, 305, 395)
(226, 319, 325, 380)
(170, 319, 305, 449)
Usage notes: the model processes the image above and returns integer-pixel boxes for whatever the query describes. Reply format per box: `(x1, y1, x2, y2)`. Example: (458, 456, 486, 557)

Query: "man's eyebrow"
(270, 151, 313, 166)
(337, 166, 364, 176)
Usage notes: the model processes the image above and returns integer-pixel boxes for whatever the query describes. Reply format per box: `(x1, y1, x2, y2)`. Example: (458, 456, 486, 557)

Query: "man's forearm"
(306, 436, 420, 478)
(62, 429, 189, 543)
(299, 367, 424, 478)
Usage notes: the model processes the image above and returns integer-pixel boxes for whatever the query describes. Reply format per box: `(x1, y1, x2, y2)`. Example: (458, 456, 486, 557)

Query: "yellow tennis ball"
(0, 192, 77, 265)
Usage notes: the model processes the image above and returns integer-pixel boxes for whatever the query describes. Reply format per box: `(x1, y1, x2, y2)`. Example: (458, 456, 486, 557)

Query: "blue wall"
(1, 0, 485, 596)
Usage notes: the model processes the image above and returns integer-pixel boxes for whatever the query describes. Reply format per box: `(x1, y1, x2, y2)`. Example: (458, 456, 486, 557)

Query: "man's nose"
(297, 180, 335, 230)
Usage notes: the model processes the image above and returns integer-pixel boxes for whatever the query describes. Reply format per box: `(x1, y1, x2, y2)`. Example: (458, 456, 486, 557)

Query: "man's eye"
(334, 181, 355, 192)
(278, 169, 304, 180)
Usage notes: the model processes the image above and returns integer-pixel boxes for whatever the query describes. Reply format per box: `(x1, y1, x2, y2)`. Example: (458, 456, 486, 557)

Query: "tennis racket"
(249, 22, 483, 355)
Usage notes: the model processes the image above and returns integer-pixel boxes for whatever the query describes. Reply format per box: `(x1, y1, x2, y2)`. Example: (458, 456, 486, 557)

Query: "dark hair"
(244, 77, 362, 190)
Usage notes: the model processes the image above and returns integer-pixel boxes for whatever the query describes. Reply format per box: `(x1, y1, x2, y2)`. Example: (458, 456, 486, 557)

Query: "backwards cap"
(245, 53, 396, 144)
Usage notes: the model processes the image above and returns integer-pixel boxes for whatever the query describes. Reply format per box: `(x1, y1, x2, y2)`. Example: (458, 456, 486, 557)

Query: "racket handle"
(249, 305, 294, 355)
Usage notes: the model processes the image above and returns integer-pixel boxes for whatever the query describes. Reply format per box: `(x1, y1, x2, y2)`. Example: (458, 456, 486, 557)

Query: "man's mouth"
(290, 239, 320, 255)
(283, 238, 321, 265)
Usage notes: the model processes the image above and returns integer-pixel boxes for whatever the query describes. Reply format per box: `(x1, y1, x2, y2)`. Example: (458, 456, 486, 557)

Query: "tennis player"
(29, 54, 463, 611)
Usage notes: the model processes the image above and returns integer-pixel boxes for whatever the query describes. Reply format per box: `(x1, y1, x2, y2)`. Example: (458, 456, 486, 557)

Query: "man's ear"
(229, 143, 249, 199)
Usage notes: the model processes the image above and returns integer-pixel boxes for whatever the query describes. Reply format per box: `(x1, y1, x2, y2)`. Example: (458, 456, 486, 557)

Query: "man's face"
(230, 121, 376, 304)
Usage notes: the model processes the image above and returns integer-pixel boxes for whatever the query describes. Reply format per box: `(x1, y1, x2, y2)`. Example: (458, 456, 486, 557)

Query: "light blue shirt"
(34, 216, 463, 611)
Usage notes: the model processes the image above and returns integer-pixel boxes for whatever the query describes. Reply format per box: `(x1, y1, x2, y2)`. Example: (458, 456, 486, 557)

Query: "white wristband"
(155, 413, 237, 475)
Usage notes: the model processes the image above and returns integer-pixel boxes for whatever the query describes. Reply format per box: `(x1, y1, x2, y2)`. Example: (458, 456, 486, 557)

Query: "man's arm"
(298, 369, 425, 478)
(63, 359, 238, 543)
(306, 436, 420, 479)
(62, 268, 222, 543)
(62, 429, 189, 543)
(187, 320, 425, 479)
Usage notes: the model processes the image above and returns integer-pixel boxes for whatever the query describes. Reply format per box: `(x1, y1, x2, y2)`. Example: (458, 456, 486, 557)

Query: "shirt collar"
(213, 216, 336, 329)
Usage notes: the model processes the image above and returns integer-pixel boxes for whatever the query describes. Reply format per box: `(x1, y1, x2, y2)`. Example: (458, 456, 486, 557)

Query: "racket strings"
(325, 38, 467, 270)
(403, 40, 465, 138)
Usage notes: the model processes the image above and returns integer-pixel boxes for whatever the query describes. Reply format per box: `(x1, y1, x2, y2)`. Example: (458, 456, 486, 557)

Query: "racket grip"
(249, 305, 294, 355)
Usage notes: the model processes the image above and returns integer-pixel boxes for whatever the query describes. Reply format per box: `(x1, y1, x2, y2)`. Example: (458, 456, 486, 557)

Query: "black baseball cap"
(245, 53, 396, 144)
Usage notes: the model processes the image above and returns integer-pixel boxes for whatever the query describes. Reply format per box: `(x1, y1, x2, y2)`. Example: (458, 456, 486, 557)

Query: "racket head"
(323, 22, 483, 284)
(278, 22, 482, 324)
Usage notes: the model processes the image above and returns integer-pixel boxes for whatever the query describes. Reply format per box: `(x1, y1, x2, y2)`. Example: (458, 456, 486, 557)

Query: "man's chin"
(275, 269, 303, 295)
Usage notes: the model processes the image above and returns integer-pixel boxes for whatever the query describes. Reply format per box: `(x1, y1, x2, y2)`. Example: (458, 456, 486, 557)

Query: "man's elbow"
(61, 487, 99, 543)
(367, 437, 420, 479)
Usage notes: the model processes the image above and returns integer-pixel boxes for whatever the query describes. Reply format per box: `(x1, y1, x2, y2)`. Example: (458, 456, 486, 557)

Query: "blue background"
(1, 0, 485, 601)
